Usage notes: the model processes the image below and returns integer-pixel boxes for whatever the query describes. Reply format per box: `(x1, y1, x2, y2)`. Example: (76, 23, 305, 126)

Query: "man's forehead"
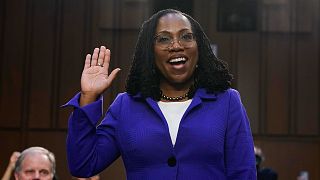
(21, 153, 52, 169)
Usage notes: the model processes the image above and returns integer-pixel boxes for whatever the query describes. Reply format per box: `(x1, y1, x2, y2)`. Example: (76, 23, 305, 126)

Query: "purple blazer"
(65, 88, 256, 180)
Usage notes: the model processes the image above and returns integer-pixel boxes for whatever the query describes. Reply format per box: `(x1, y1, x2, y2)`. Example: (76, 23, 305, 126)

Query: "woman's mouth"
(168, 57, 187, 65)
(167, 57, 188, 71)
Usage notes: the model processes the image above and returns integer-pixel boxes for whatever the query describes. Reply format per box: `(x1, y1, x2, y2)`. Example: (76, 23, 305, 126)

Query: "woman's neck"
(159, 81, 193, 101)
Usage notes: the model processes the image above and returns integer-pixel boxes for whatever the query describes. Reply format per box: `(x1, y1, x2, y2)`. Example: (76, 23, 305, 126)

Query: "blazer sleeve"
(225, 89, 257, 180)
(64, 93, 121, 178)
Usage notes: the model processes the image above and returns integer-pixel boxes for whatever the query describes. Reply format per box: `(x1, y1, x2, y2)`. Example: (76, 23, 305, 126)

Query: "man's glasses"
(154, 32, 196, 49)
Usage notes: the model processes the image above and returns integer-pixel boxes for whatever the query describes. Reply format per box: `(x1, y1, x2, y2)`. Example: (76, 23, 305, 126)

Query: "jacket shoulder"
(214, 88, 240, 99)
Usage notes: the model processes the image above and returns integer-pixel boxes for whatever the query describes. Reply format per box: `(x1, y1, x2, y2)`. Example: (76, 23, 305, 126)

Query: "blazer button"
(167, 156, 176, 167)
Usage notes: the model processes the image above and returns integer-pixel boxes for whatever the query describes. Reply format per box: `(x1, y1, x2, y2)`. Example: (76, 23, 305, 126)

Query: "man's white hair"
(14, 146, 56, 177)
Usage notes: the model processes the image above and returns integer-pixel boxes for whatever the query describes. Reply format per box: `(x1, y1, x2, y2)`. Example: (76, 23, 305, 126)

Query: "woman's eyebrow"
(156, 28, 192, 35)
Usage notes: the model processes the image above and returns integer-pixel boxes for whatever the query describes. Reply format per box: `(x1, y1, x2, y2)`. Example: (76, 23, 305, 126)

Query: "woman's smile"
(168, 56, 188, 70)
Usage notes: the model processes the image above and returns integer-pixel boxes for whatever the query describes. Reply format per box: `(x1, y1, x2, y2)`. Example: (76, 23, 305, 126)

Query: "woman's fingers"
(102, 48, 111, 71)
(91, 48, 100, 66)
(97, 46, 106, 67)
(84, 47, 118, 79)
(107, 68, 121, 85)
(87, 46, 106, 67)
(84, 54, 91, 70)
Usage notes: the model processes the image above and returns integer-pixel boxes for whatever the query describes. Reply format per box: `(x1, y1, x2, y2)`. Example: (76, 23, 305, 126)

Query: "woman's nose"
(168, 39, 183, 51)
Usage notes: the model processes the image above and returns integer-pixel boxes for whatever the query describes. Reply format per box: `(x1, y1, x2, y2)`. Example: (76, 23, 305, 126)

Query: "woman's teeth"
(169, 57, 186, 64)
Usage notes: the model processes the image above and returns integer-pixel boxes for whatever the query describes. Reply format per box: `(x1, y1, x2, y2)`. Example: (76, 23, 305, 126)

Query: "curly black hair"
(126, 9, 232, 100)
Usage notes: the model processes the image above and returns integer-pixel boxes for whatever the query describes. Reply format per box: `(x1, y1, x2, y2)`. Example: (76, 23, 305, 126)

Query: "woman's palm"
(80, 46, 120, 98)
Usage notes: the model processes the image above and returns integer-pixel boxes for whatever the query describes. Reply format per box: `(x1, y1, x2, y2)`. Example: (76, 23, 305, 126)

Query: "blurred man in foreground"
(14, 147, 56, 180)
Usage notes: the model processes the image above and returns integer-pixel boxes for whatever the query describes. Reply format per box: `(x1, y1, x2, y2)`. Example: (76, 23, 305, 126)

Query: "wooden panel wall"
(195, 0, 320, 179)
(0, 0, 89, 179)
(0, 0, 319, 179)
(0, 0, 145, 179)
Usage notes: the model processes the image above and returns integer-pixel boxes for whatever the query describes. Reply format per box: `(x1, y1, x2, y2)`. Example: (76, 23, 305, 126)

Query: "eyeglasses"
(154, 32, 196, 49)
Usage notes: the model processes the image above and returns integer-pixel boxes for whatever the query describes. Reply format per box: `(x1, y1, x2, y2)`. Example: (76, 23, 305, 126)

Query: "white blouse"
(158, 100, 192, 146)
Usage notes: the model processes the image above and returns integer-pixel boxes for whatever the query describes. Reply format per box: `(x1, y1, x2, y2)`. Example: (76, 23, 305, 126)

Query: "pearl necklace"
(160, 90, 189, 101)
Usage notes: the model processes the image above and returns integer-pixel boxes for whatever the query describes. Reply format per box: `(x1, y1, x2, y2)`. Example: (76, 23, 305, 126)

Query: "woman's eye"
(157, 36, 171, 43)
(181, 33, 193, 41)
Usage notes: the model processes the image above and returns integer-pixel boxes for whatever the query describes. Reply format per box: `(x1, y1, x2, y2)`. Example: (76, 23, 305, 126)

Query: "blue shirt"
(65, 88, 256, 180)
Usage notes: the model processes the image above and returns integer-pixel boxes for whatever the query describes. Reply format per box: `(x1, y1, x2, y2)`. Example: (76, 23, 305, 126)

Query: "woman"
(65, 9, 256, 179)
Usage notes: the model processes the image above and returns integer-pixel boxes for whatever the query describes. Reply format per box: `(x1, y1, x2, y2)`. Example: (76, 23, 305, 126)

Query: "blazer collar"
(131, 88, 217, 101)
(194, 88, 217, 101)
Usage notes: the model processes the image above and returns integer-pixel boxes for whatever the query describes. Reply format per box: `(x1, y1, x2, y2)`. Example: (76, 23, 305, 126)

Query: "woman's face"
(154, 13, 198, 88)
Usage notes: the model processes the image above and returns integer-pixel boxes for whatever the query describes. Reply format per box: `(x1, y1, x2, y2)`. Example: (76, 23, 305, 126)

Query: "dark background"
(1, 0, 319, 179)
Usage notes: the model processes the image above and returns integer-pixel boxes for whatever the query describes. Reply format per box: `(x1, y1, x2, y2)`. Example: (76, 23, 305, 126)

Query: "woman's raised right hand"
(80, 46, 121, 106)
